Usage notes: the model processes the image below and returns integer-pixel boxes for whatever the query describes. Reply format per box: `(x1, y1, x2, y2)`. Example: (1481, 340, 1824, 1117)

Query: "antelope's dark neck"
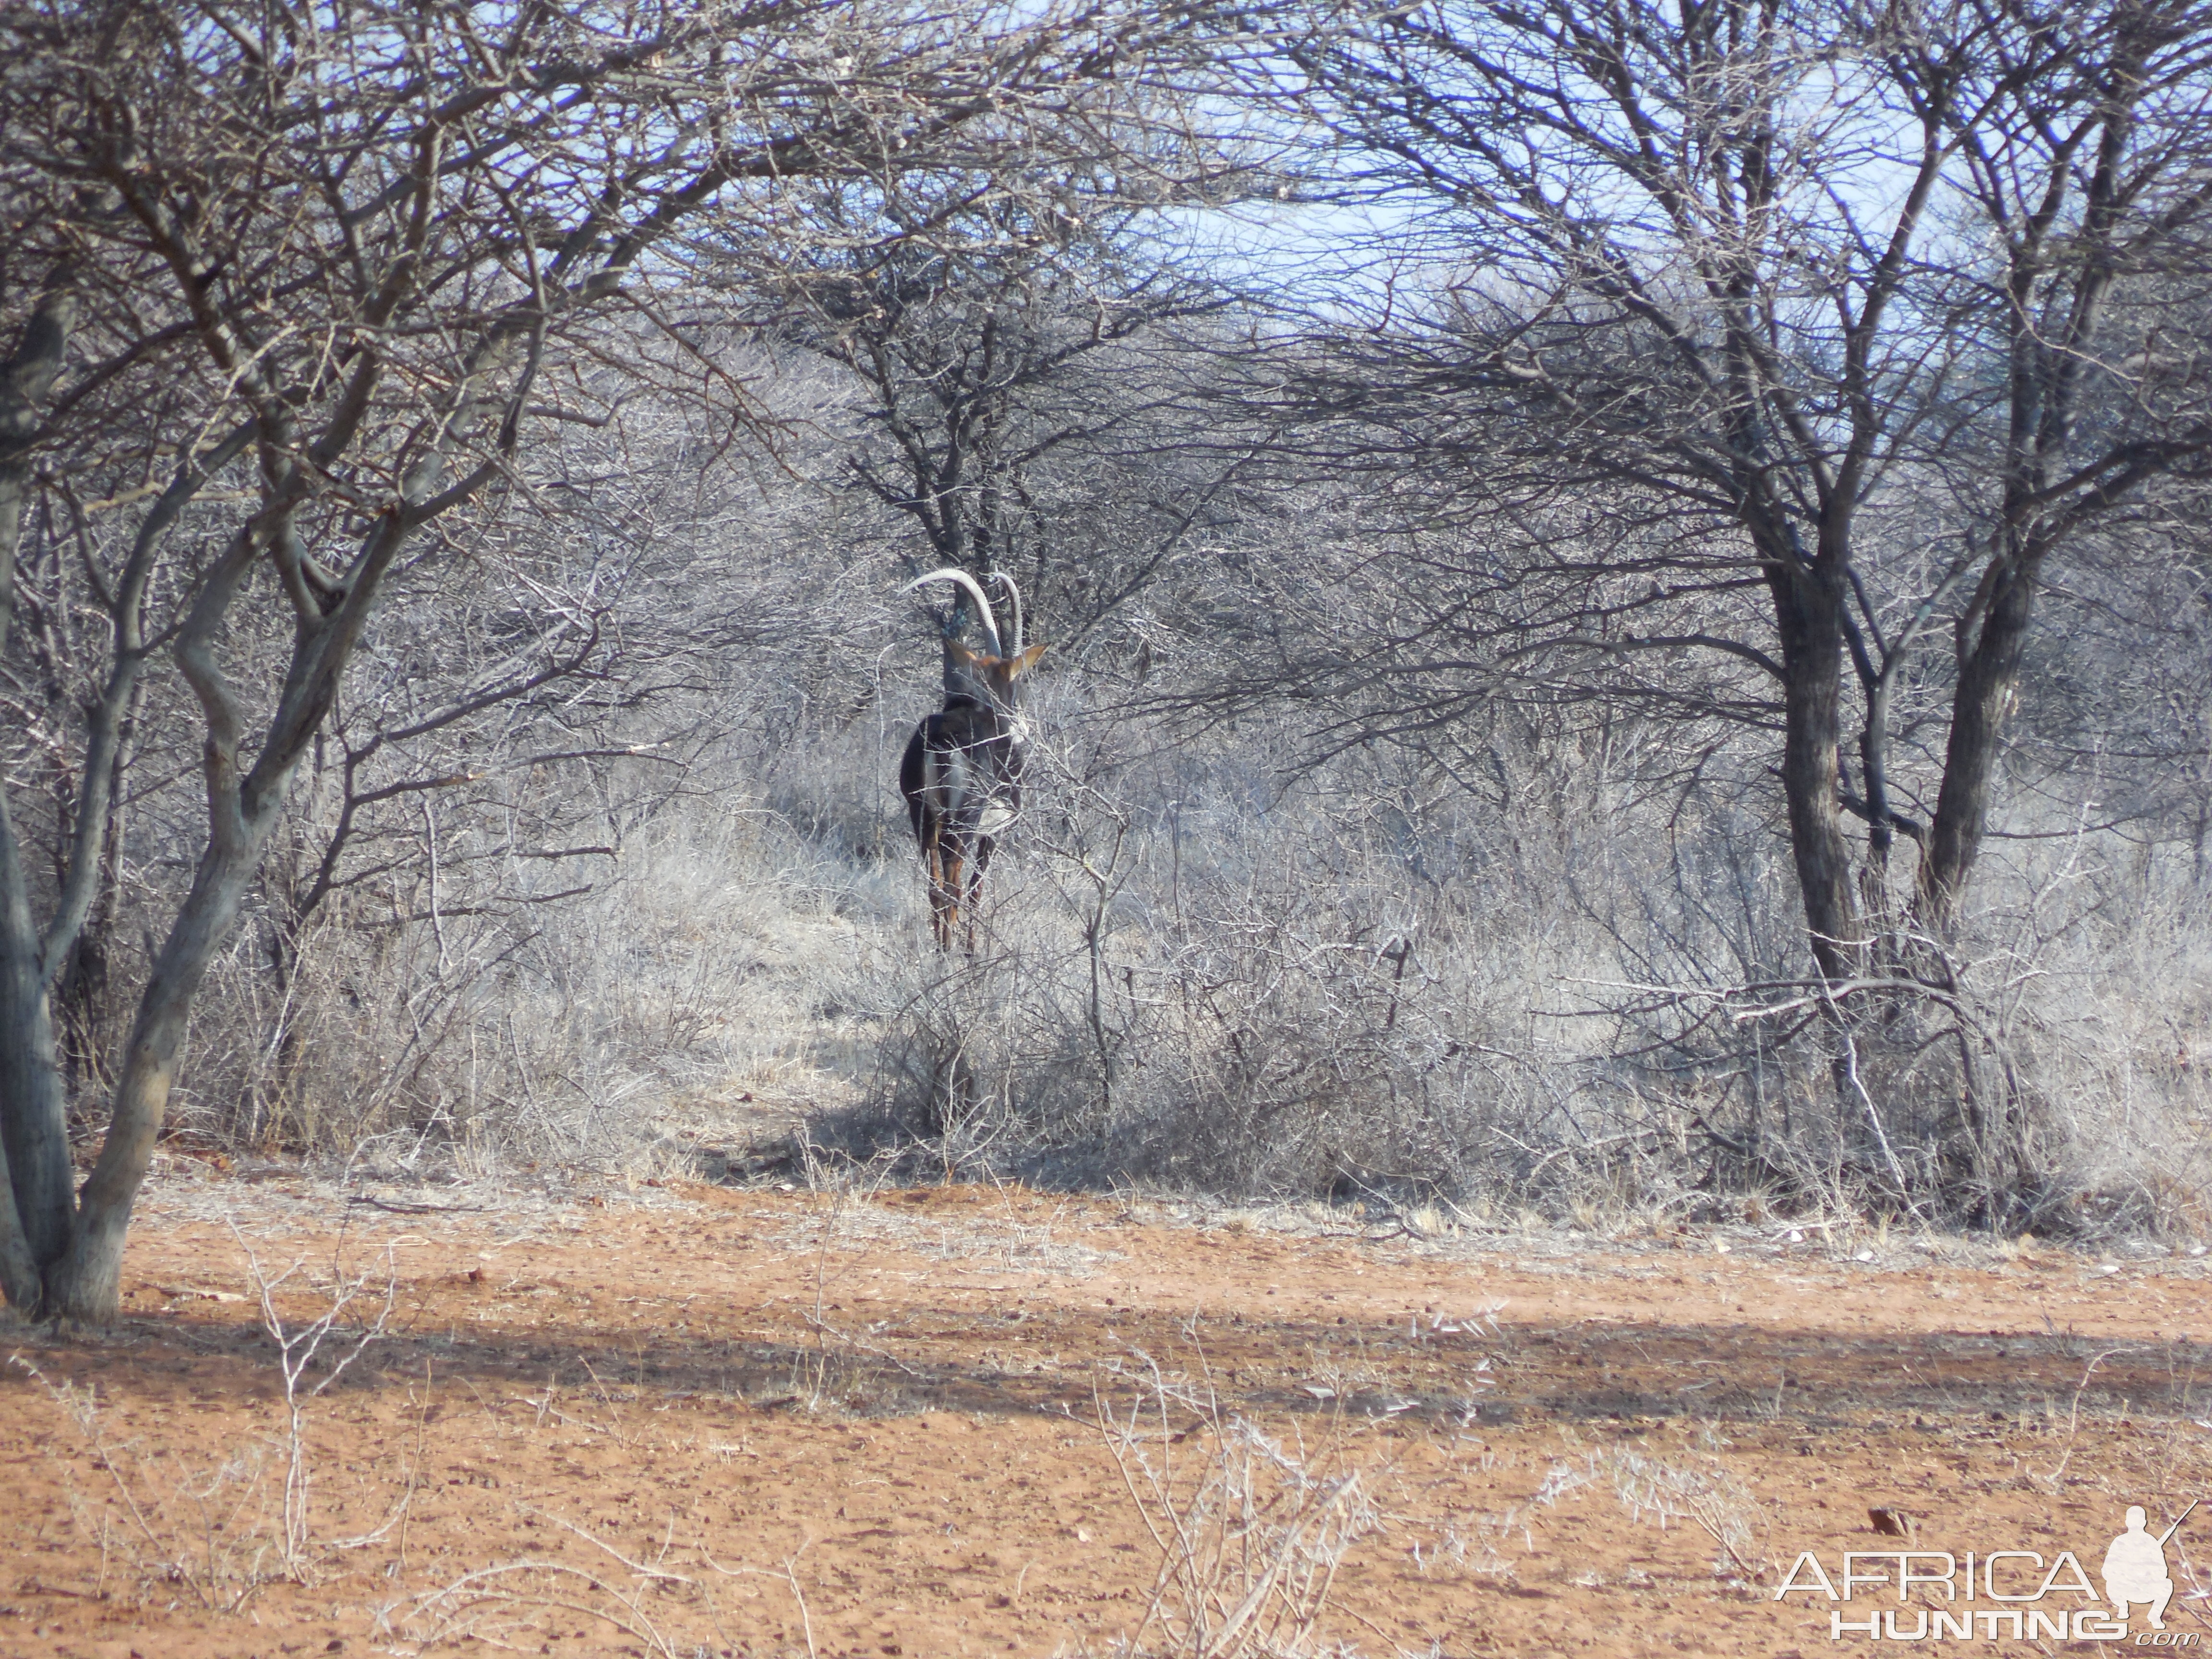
(941, 688, 1014, 723)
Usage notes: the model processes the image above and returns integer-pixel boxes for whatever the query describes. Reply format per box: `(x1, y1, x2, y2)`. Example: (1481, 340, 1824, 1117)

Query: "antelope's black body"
(900, 694, 1024, 951)
(898, 568, 1044, 952)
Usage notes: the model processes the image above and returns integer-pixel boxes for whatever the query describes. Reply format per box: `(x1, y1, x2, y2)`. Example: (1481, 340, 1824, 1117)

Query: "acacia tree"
(728, 160, 1249, 674)
(1278, 0, 2212, 977)
(0, 0, 1220, 1319)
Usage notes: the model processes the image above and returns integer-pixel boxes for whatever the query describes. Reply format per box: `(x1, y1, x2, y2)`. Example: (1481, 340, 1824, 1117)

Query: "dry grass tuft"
(1094, 1353, 1378, 1658)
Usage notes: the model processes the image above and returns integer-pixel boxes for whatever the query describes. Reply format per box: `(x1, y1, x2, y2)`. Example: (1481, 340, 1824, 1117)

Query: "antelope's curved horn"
(906, 567, 1003, 657)
(987, 570, 1023, 654)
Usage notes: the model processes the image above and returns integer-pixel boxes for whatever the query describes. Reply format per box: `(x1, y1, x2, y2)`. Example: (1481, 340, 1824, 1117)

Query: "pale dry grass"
(1094, 1356, 1379, 1659)
(139, 657, 2212, 1238)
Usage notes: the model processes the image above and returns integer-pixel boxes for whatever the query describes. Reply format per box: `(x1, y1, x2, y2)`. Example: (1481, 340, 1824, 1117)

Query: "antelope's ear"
(946, 639, 982, 666)
(1008, 643, 1047, 678)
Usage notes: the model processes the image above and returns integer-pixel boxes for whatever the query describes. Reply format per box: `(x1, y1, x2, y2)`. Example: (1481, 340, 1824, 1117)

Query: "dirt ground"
(7, 1161, 2212, 1659)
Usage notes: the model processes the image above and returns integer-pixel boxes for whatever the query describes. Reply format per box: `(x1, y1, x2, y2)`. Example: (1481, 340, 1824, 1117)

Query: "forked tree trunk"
(45, 820, 285, 1317)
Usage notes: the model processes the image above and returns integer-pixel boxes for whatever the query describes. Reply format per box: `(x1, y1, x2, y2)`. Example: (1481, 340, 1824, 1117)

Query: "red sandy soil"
(6, 1163, 2212, 1658)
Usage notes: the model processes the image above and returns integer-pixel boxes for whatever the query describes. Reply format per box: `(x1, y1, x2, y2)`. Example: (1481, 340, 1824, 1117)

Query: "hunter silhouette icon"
(2104, 1500, 2196, 1629)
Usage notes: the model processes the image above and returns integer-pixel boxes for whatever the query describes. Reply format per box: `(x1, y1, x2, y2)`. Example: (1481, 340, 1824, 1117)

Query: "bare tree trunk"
(1919, 555, 2044, 933)
(46, 820, 281, 1316)
(53, 677, 137, 1102)
(0, 273, 79, 1308)
(0, 799, 63, 1309)
(1769, 559, 1862, 983)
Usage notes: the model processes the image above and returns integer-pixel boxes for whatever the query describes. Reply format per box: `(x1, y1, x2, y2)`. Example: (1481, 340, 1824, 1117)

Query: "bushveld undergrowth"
(106, 663, 2212, 1238)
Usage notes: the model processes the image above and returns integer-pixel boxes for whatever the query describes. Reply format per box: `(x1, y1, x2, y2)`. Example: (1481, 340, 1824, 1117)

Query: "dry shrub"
(1094, 1354, 1377, 1659)
(11, 1236, 401, 1611)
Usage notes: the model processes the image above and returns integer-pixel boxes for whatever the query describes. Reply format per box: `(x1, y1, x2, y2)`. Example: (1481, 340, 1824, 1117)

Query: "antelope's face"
(949, 639, 1046, 718)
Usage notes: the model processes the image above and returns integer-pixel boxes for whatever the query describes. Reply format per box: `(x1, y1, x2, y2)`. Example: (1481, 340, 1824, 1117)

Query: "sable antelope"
(900, 568, 1044, 950)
